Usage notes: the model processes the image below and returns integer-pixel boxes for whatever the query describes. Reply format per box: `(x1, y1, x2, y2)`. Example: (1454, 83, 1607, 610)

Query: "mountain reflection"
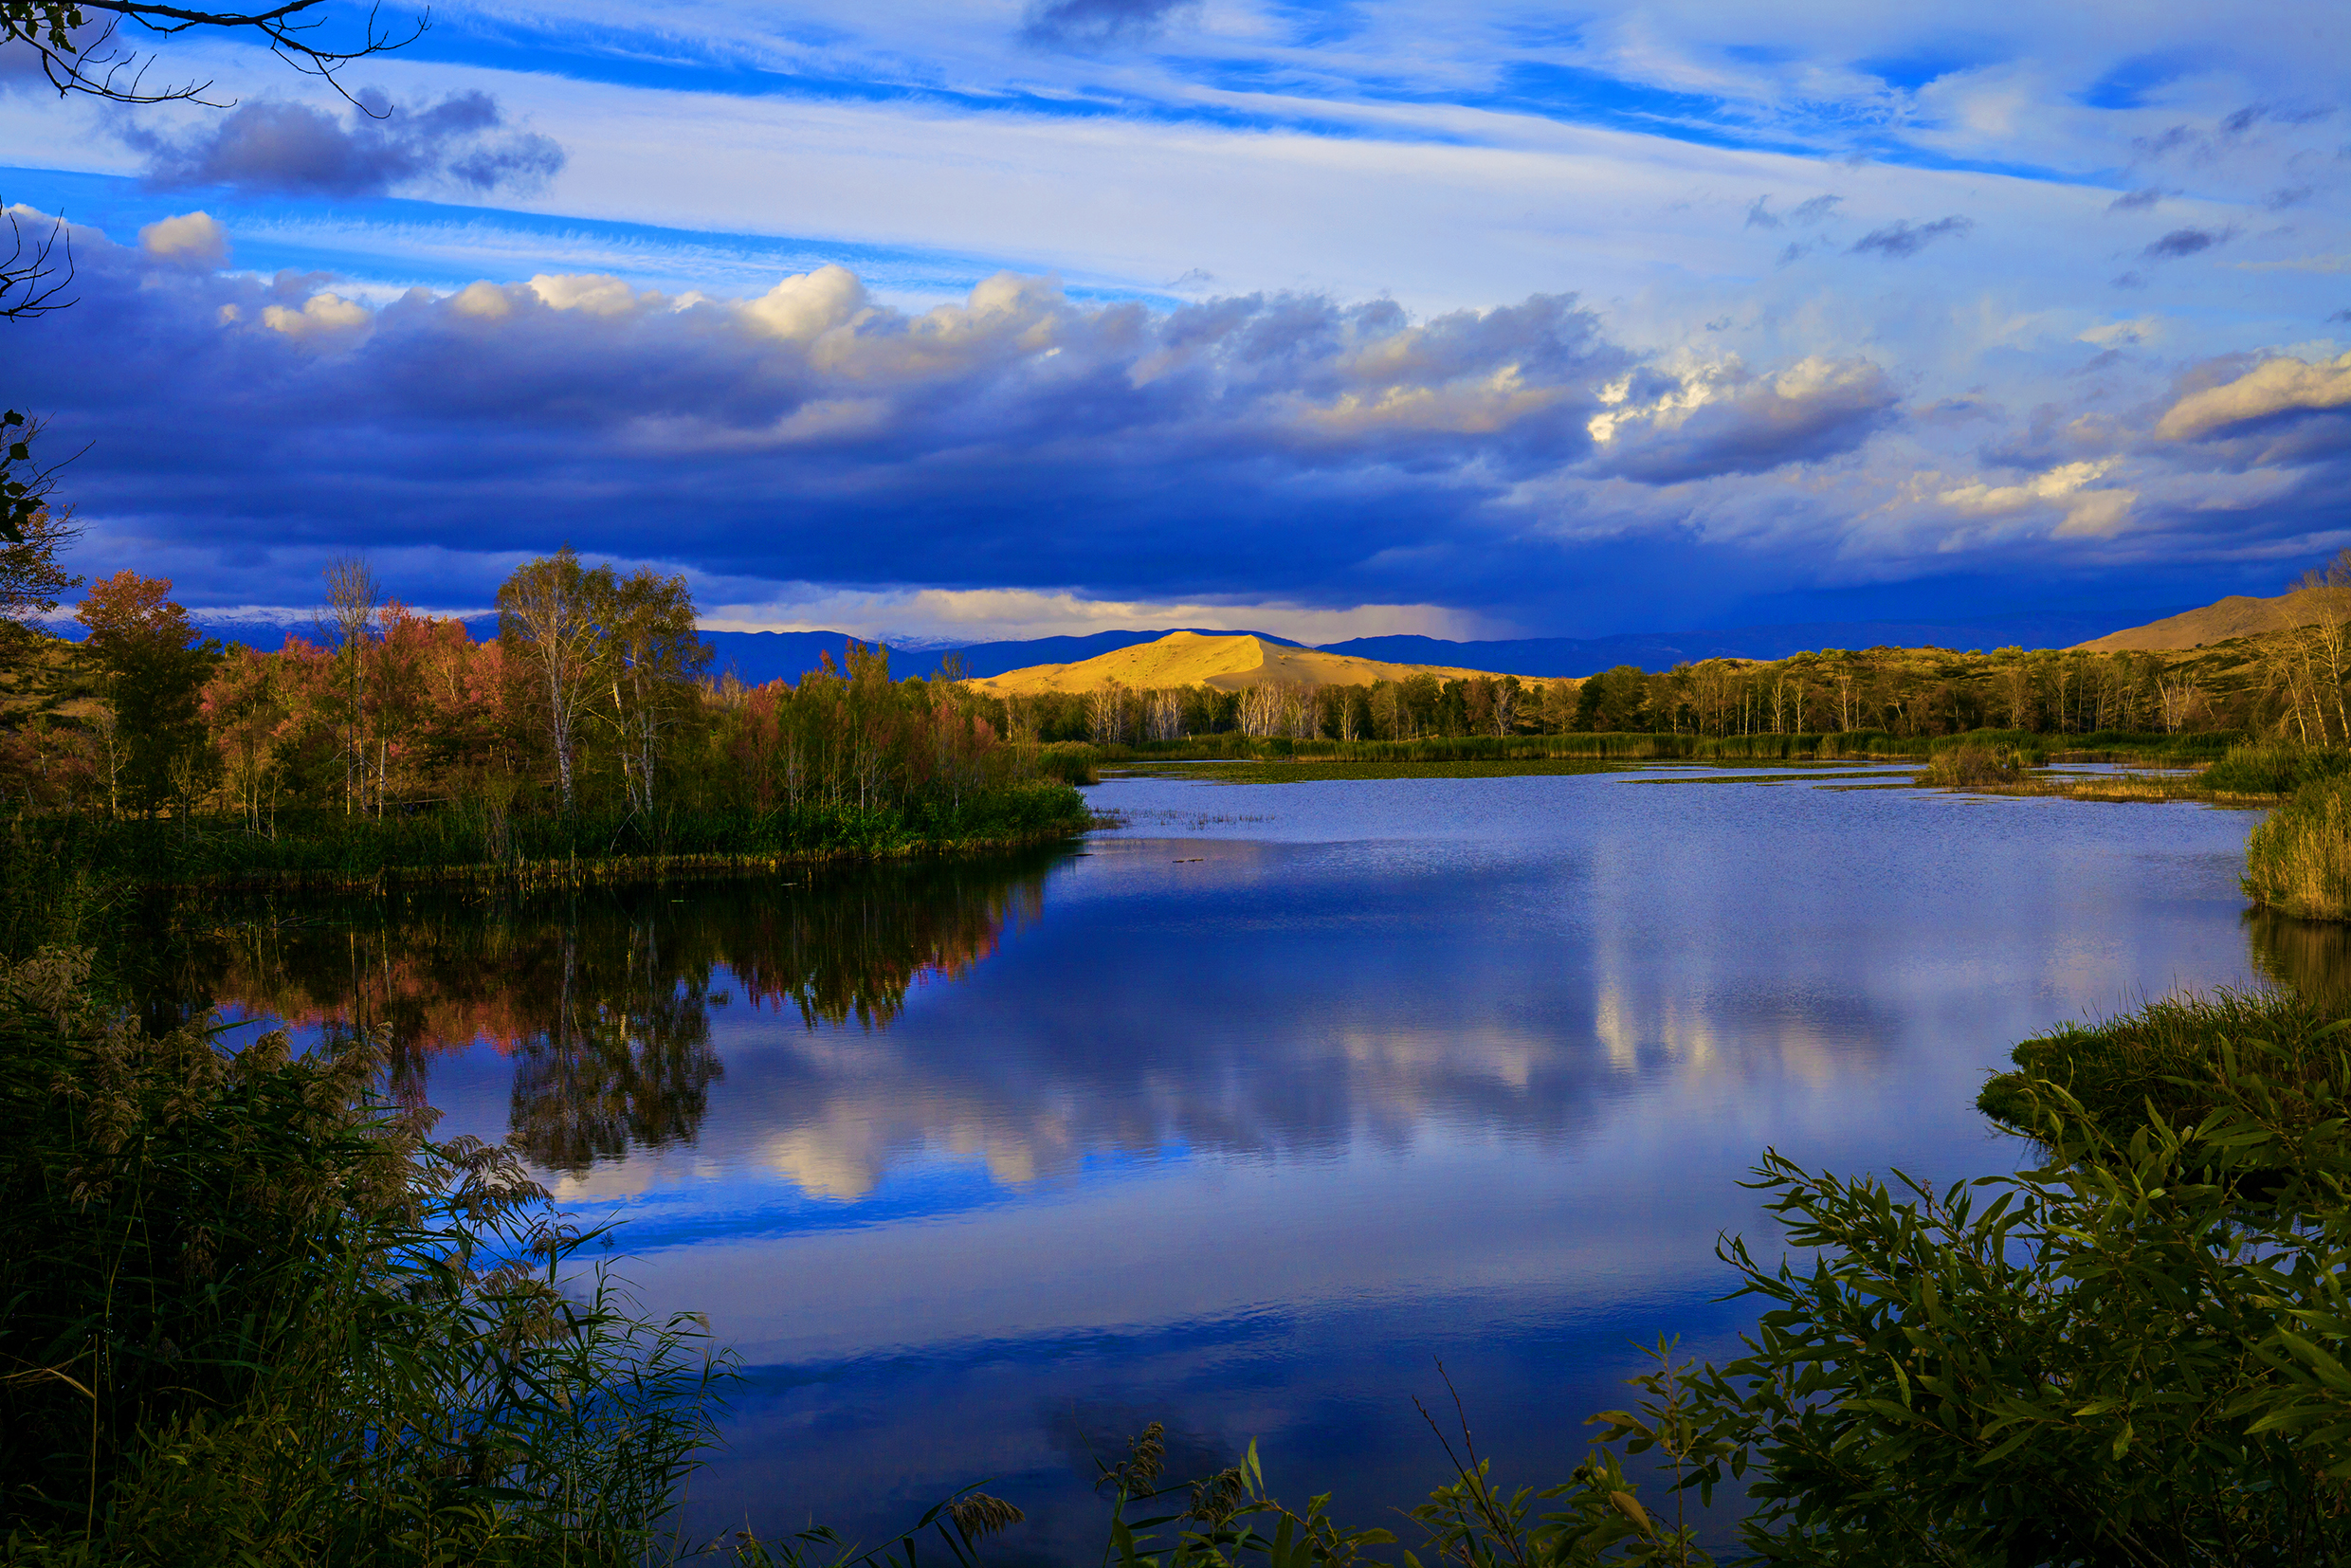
(179, 851, 1059, 1173)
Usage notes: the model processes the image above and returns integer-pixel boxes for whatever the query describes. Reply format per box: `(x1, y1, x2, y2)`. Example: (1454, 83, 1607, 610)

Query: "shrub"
(2246, 775, 2351, 921)
(0, 948, 729, 1565)
(1918, 740, 2024, 787)
(1382, 1034, 2351, 1565)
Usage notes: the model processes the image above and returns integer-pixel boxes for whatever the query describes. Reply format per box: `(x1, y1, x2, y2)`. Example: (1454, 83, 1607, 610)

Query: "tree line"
(1018, 643, 2238, 746)
(17, 538, 2351, 822)
(0, 548, 1054, 845)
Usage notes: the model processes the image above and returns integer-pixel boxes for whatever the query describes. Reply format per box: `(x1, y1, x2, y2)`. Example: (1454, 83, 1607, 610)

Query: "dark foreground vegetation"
(0, 948, 728, 1566)
(18, 926, 2351, 1565)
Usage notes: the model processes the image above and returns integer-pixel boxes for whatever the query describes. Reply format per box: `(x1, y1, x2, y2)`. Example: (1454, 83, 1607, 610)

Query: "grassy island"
(1, 555, 1088, 921)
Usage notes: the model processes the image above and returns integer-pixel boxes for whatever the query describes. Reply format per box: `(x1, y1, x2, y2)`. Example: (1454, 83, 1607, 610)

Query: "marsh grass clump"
(2201, 743, 2351, 797)
(0, 947, 730, 1565)
(2246, 775, 2351, 921)
(1917, 739, 2025, 787)
(1977, 986, 2343, 1141)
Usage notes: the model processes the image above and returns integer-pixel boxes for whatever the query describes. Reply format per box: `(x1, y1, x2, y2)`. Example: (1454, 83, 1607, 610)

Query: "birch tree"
(497, 548, 602, 811)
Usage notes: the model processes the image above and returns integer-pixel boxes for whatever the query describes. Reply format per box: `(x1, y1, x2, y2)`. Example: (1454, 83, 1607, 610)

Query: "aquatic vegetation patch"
(1977, 986, 2344, 1140)
(2246, 775, 2351, 921)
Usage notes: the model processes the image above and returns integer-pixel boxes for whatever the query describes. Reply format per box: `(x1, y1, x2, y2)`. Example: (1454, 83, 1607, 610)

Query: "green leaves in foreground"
(991, 1036, 2351, 1567)
(1508, 1037, 2351, 1567)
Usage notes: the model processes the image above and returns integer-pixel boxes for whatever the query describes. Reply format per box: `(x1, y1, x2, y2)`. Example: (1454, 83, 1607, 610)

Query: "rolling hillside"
(2075, 590, 2328, 652)
(968, 630, 1540, 694)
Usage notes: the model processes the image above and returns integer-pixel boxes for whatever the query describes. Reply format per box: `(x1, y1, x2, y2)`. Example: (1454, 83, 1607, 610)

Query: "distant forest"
(1016, 629, 2324, 745)
(0, 549, 1062, 842)
(9, 541, 2351, 823)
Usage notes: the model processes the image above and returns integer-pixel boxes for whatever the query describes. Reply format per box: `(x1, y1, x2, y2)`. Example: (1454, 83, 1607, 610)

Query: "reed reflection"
(2247, 906, 2351, 1014)
(180, 850, 1061, 1172)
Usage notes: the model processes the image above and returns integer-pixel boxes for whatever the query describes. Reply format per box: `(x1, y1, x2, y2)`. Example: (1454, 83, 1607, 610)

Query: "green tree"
(1576, 665, 1649, 732)
(73, 568, 217, 813)
(592, 567, 709, 818)
(0, 500, 80, 670)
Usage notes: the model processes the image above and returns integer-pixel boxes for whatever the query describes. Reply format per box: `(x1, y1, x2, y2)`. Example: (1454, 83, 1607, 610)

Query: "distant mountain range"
(169, 608, 2156, 684)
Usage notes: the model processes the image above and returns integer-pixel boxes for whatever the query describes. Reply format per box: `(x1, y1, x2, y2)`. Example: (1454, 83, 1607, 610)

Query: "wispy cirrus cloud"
(1849, 216, 1972, 259)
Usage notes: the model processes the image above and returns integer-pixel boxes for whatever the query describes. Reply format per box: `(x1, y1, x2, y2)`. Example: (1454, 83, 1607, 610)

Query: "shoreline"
(86, 821, 1097, 895)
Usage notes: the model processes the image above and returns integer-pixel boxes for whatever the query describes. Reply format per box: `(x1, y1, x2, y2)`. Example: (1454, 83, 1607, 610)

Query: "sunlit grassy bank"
(1977, 987, 2345, 1139)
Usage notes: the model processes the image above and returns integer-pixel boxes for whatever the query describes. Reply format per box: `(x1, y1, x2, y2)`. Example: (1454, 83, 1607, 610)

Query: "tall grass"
(1, 782, 1087, 895)
(1977, 986, 2344, 1139)
(2245, 775, 2351, 921)
(1917, 740, 2024, 787)
(0, 948, 731, 1565)
(2201, 742, 2351, 796)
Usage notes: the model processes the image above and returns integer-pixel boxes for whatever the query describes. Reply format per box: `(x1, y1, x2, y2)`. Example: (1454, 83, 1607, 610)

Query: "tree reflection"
(171, 850, 1061, 1172)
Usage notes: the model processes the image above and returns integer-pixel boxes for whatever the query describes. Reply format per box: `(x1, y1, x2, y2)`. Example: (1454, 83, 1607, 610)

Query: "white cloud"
(137, 210, 228, 267)
(2157, 351, 2351, 441)
(1937, 459, 2135, 538)
(2078, 315, 2161, 347)
(261, 291, 372, 341)
(741, 263, 870, 342)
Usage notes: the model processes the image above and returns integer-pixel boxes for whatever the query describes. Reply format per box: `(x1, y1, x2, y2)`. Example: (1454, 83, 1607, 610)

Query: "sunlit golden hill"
(967, 630, 1551, 693)
(2076, 590, 2329, 652)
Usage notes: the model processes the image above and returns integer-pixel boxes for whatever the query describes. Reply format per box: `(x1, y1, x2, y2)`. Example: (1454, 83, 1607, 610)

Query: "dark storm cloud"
(1021, 0, 1194, 50)
(125, 90, 564, 198)
(10, 230, 1686, 611)
(1849, 216, 1971, 258)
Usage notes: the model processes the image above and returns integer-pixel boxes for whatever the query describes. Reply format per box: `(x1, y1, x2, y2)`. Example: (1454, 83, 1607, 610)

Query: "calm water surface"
(184, 767, 2288, 1559)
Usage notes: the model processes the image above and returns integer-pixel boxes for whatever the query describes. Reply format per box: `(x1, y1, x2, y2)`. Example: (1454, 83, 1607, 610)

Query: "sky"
(3, 0, 2350, 646)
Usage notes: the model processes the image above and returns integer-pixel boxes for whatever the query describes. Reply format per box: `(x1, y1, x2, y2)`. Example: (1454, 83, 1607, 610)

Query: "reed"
(2201, 742, 2351, 797)
(2245, 775, 2351, 921)
(1916, 740, 2024, 786)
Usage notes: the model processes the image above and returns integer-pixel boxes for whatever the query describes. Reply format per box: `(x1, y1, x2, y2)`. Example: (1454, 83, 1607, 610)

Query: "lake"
(178, 764, 2290, 1560)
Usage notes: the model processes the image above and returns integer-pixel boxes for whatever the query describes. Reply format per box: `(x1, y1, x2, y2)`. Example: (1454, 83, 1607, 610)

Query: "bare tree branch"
(3, 0, 428, 108)
(0, 205, 75, 324)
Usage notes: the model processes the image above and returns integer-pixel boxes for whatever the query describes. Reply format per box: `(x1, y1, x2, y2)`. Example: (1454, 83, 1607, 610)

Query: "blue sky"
(4, 0, 2349, 643)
